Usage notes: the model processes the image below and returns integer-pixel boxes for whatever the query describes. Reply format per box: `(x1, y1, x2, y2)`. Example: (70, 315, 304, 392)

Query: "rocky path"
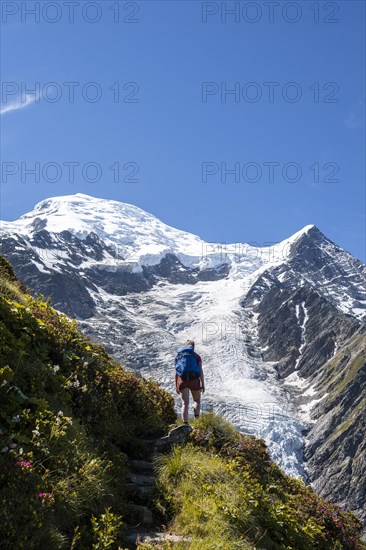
(122, 425, 192, 549)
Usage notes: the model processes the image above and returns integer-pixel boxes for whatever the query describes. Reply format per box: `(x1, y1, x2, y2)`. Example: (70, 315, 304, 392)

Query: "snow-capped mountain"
(1, 193, 365, 528)
(2, 193, 365, 311)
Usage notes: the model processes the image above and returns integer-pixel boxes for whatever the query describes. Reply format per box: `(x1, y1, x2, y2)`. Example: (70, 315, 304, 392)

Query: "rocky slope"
(306, 329, 366, 530)
(241, 268, 366, 532)
(1, 193, 365, 529)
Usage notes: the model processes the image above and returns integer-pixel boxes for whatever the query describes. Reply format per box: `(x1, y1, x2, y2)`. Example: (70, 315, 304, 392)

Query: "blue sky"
(1, 0, 365, 260)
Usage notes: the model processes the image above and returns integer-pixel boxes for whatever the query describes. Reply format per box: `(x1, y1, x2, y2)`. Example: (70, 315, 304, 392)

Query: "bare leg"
(180, 388, 190, 423)
(191, 389, 201, 418)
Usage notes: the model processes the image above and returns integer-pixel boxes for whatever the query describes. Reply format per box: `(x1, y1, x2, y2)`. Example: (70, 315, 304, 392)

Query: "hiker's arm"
(197, 355, 205, 393)
(174, 355, 180, 394)
(175, 373, 180, 394)
(200, 367, 205, 393)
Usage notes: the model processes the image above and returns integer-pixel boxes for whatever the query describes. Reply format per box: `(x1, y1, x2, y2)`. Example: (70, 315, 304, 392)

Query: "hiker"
(175, 340, 205, 424)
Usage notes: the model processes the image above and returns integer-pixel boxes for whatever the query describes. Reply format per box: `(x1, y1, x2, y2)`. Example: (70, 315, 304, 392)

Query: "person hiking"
(175, 340, 205, 424)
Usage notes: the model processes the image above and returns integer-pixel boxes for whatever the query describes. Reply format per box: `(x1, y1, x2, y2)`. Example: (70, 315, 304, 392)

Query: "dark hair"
(185, 340, 195, 349)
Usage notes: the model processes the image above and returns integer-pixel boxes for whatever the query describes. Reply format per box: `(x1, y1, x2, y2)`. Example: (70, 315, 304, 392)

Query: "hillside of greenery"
(0, 254, 365, 549)
(0, 255, 175, 549)
(150, 414, 365, 549)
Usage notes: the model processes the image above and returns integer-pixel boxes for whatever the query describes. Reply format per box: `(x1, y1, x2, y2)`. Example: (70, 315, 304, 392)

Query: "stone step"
(123, 527, 189, 548)
(130, 459, 155, 472)
(137, 438, 158, 454)
(128, 472, 155, 486)
(155, 424, 193, 452)
(123, 529, 156, 549)
(124, 482, 156, 500)
(124, 503, 154, 526)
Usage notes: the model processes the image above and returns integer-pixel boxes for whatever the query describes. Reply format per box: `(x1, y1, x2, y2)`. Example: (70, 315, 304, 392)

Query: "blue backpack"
(175, 346, 201, 380)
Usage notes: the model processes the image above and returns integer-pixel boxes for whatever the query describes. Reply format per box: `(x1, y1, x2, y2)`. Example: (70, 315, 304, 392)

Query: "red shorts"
(177, 376, 201, 392)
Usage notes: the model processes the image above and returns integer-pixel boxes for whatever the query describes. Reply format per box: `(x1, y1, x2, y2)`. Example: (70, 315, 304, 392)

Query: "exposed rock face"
(241, 269, 366, 533)
(145, 253, 230, 284)
(0, 233, 99, 319)
(0, 233, 229, 320)
(305, 331, 366, 530)
(288, 227, 366, 318)
(243, 272, 359, 379)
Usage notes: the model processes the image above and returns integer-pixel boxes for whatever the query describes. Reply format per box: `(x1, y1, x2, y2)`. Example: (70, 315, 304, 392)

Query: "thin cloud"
(0, 95, 37, 116)
(344, 112, 364, 129)
(344, 100, 364, 129)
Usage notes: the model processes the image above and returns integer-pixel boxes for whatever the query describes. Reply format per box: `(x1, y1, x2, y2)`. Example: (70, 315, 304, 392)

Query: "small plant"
(192, 411, 239, 448)
(91, 507, 123, 549)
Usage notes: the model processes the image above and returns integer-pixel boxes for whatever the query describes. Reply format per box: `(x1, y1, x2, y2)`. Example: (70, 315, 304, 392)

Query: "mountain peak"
(1, 193, 365, 321)
(0, 194, 359, 280)
(287, 223, 335, 252)
(3, 193, 205, 267)
(32, 193, 144, 215)
(286, 224, 323, 243)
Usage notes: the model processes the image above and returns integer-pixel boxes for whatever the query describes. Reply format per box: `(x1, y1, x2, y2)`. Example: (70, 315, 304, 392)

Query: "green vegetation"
(330, 346, 366, 397)
(150, 413, 365, 550)
(0, 256, 175, 549)
(1, 254, 365, 549)
(313, 328, 366, 449)
(331, 399, 365, 441)
(322, 331, 365, 393)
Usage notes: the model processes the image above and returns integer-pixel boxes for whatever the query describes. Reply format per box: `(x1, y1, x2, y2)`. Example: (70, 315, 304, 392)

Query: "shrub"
(91, 508, 123, 549)
(191, 411, 239, 448)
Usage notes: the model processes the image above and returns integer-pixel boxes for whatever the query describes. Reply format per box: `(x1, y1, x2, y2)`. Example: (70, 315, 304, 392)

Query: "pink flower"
(38, 492, 53, 500)
(15, 458, 32, 468)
